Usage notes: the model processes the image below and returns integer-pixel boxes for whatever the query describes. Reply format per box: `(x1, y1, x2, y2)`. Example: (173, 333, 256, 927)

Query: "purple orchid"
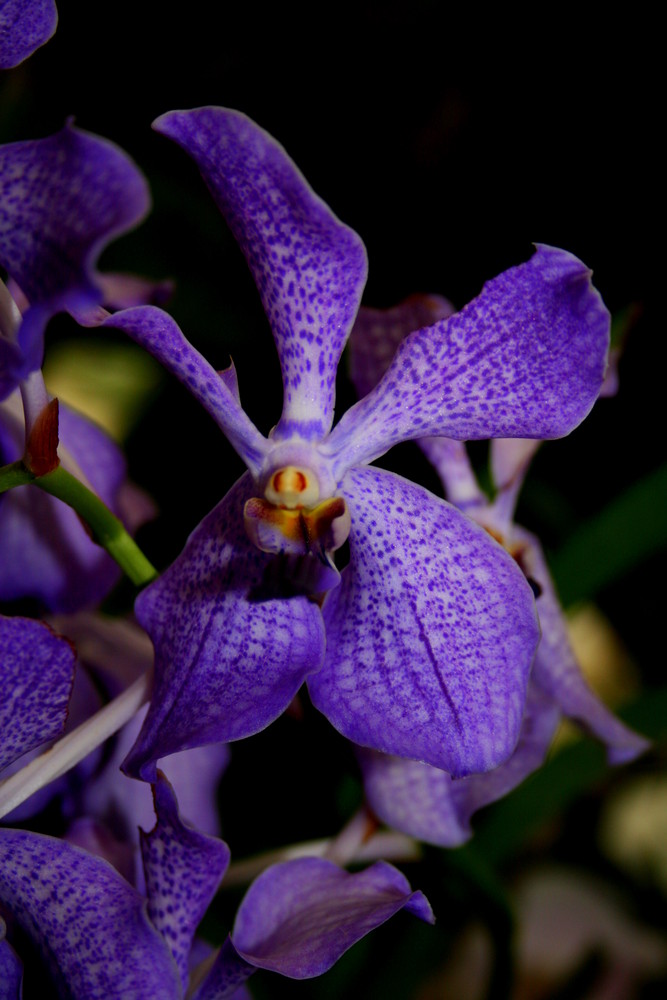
(0, 121, 158, 611)
(0, 0, 57, 69)
(103, 107, 611, 784)
(346, 295, 648, 847)
(0, 772, 432, 997)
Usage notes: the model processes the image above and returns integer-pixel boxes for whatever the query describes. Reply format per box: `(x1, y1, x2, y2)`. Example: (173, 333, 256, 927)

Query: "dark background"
(2, 3, 664, 997)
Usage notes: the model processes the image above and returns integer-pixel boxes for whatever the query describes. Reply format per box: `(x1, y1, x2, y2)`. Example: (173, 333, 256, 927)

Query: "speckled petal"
(418, 437, 487, 511)
(358, 681, 560, 846)
(0, 400, 140, 611)
(349, 294, 455, 400)
(154, 107, 368, 441)
(0, 0, 57, 69)
(124, 473, 326, 781)
(141, 773, 230, 991)
(0, 829, 181, 999)
(103, 306, 268, 477)
(0, 122, 149, 378)
(517, 527, 649, 764)
(0, 919, 22, 1000)
(326, 246, 609, 475)
(0, 615, 75, 773)
(309, 466, 539, 776)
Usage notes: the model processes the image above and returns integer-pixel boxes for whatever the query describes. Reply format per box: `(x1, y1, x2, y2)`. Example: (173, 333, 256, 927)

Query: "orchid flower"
(102, 107, 611, 784)
(0, 0, 57, 69)
(0, 772, 432, 998)
(0, 121, 158, 610)
(346, 295, 648, 847)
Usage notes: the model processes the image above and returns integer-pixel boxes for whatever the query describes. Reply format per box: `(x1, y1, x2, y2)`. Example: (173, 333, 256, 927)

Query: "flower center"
(264, 465, 321, 509)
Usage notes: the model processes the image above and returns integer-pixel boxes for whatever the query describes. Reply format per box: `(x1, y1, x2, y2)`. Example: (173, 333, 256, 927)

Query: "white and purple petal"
(0, 122, 149, 379)
(309, 466, 540, 776)
(124, 473, 326, 781)
(518, 527, 649, 763)
(154, 107, 368, 441)
(141, 774, 230, 991)
(0, 829, 181, 998)
(327, 245, 610, 474)
(103, 306, 268, 477)
(0, 615, 75, 773)
(0, 0, 57, 69)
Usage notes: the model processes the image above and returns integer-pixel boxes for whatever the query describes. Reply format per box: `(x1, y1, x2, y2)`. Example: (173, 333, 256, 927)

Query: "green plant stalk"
(0, 461, 157, 587)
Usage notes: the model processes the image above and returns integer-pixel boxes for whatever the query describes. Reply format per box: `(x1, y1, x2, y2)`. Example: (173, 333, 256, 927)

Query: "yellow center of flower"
(263, 465, 320, 509)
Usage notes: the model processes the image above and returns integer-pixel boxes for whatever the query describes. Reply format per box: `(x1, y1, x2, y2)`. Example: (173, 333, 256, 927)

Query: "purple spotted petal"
(124, 473, 326, 781)
(327, 246, 610, 475)
(349, 294, 455, 400)
(517, 527, 649, 763)
(154, 107, 368, 442)
(229, 858, 433, 978)
(0, 615, 75, 773)
(0, 122, 149, 379)
(0, 0, 57, 69)
(0, 830, 181, 998)
(0, 919, 22, 1000)
(358, 683, 559, 846)
(309, 466, 539, 776)
(103, 306, 268, 477)
(0, 400, 142, 611)
(141, 774, 230, 991)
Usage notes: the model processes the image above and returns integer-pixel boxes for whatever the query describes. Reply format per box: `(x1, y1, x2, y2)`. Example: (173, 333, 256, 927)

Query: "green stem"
(0, 461, 157, 587)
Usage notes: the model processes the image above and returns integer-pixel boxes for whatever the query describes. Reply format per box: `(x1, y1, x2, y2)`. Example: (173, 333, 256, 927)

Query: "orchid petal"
(103, 306, 268, 477)
(309, 466, 539, 776)
(0, 615, 75, 773)
(327, 246, 610, 475)
(0, 122, 149, 380)
(141, 773, 230, 991)
(349, 294, 455, 400)
(490, 438, 541, 495)
(517, 527, 649, 763)
(154, 107, 368, 441)
(359, 682, 559, 847)
(0, 400, 140, 611)
(0, 0, 57, 69)
(124, 473, 326, 781)
(190, 937, 256, 1000)
(0, 918, 22, 1000)
(418, 437, 487, 510)
(0, 829, 181, 998)
(230, 858, 433, 977)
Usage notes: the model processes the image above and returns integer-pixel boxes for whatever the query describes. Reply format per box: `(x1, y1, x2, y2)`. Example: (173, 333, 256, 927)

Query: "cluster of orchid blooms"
(0, 2, 650, 996)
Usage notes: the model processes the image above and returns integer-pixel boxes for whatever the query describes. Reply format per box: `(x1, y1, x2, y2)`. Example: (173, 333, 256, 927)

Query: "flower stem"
(0, 462, 157, 586)
(0, 670, 152, 820)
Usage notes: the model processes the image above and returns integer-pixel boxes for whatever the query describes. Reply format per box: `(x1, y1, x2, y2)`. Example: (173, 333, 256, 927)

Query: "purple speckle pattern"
(140, 774, 230, 990)
(0, 121, 149, 376)
(358, 682, 560, 847)
(349, 294, 455, 400)
(104, 306, 267, 476)
(124, 473, 326, 780)
(327, 245, 610, 474)
(0, 401, 134, 611)
(0, 829, 181, 999)
(309, 465, 539, 776)
(0, 615, 75, 773)
(230, 857, 433, 978)
(153, 107, 368, 441)
(517, 526, 650, 764)
(0, 0, 57, 69)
